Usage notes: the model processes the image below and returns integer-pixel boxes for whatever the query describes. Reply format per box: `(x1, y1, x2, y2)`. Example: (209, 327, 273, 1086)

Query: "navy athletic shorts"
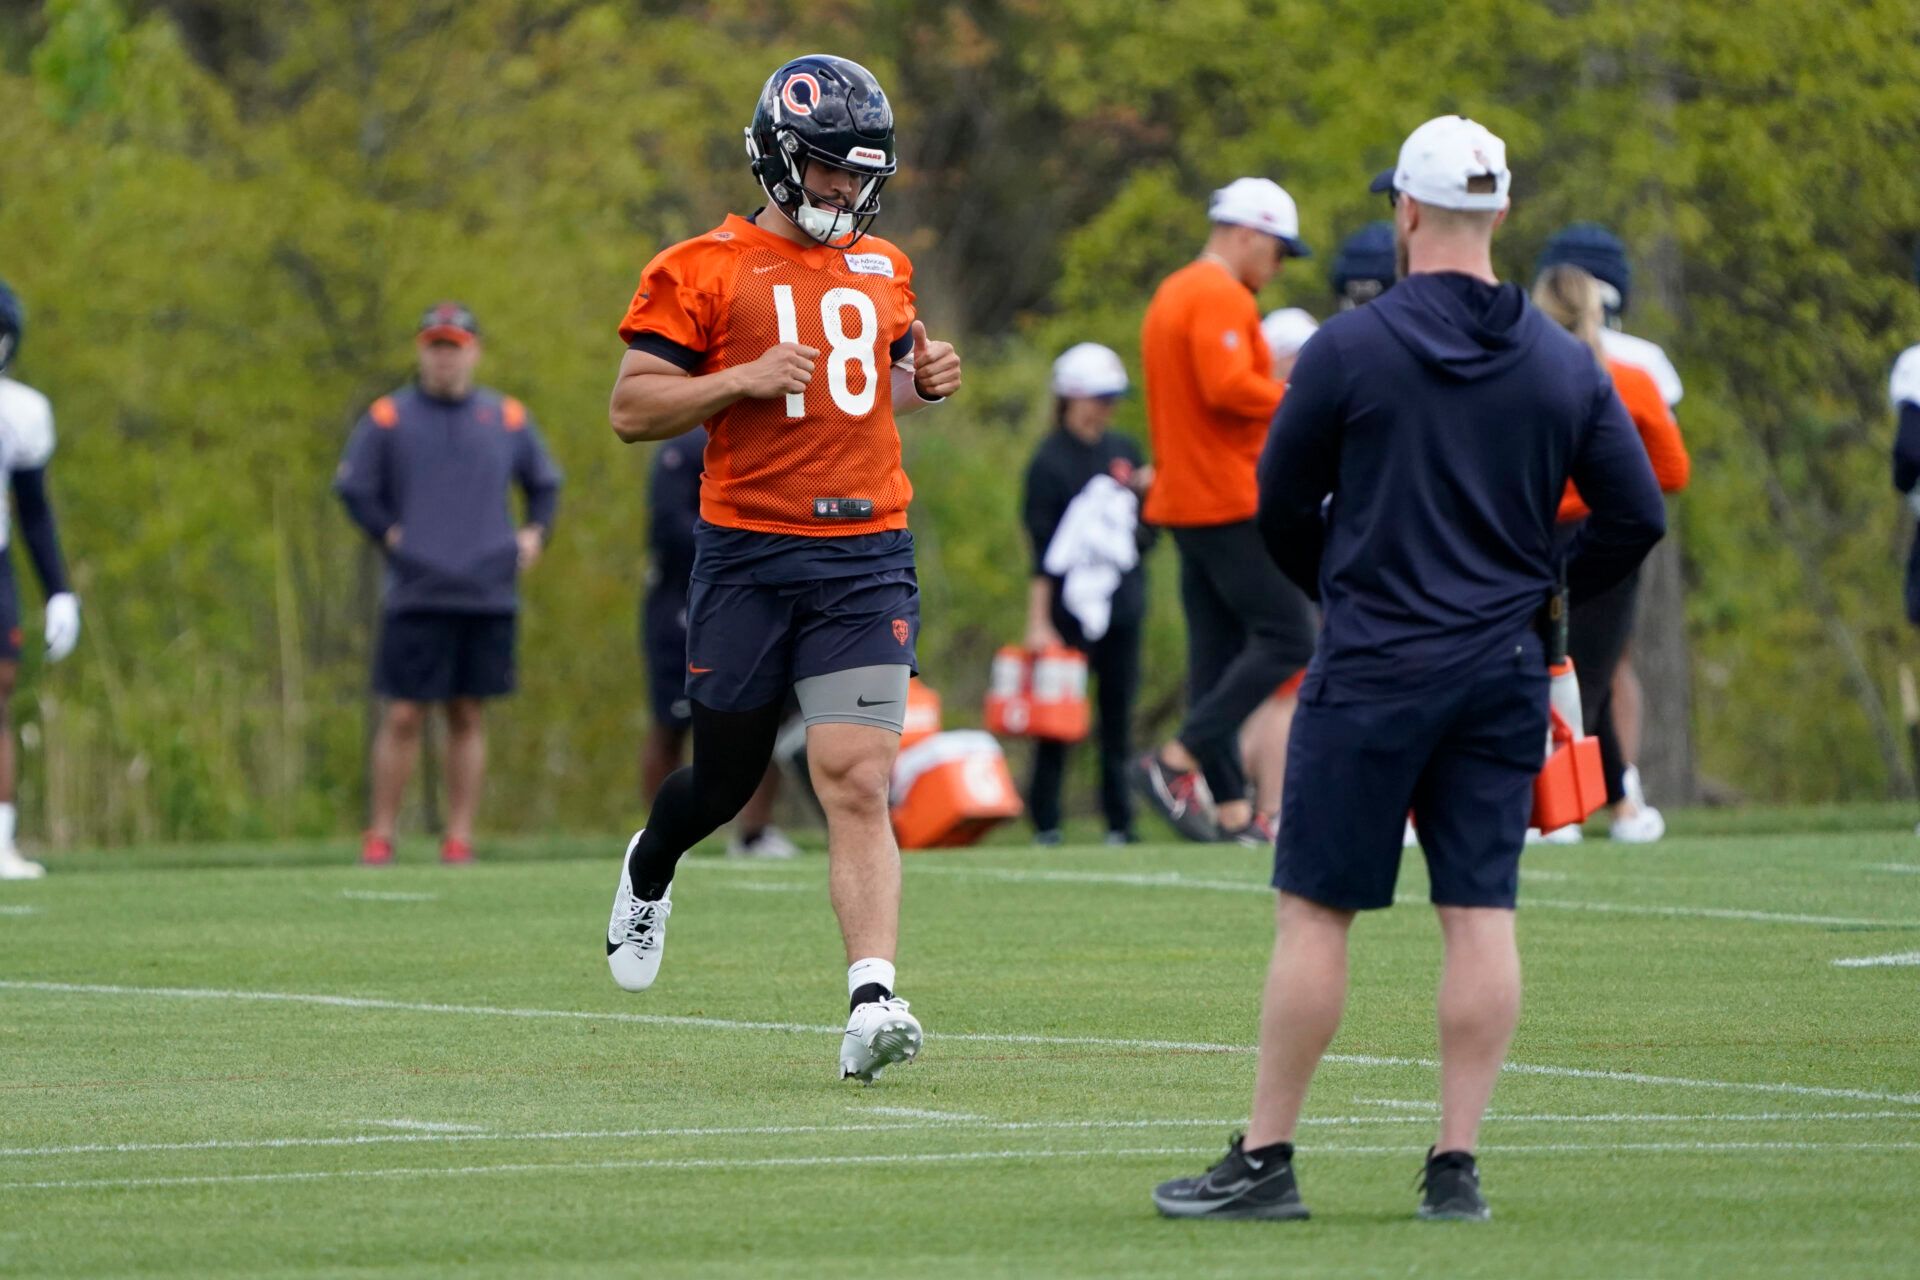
(0, 553, 19, 662)
(1274, 637, 1548, 911)
(684, 567, 919, 713)
(641, 588, 693, 730)
(374, 610, 517, 702)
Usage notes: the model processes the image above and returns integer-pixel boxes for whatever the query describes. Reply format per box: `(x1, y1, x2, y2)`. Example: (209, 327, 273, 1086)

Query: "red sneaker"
(360, 833, 394, 867)
(440, 837, 474, 865)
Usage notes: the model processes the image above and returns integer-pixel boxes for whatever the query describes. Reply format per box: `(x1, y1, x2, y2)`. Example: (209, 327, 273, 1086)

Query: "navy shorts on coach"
(374, 610, 517, 702)
(685, 568, 919, 713)
(1274, 636, 1549, 911)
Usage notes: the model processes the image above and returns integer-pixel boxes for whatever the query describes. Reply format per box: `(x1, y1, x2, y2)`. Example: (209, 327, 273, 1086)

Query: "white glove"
(1907, 487, 1920, 520)
(44, 593, 80, 663)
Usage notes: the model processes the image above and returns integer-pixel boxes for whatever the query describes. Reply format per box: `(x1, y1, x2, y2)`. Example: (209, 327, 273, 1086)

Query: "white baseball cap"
(1208, 177, 1311, 257)
(1051, 342, 1130, 399)
(1369, 115, 1511, 212)
(1260, 308, 1319, 359)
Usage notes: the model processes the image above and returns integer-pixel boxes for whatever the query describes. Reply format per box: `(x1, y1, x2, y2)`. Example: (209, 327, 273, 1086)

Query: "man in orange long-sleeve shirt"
(1132, 178, 1317, 846)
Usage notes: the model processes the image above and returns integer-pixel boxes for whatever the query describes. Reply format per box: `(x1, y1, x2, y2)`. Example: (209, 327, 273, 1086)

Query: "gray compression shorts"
(794, 664, 911, 733)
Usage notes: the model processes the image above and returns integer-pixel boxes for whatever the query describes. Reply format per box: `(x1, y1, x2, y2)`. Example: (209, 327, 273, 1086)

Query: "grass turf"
(3, 826, 1918, 1277)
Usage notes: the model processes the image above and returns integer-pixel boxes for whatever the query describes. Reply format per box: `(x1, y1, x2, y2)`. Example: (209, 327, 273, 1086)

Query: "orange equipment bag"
(1027, 645, 1090, 743)
(984, 646, 1031, 737)
(1531, 659, 1606, 831)
(890, 730, 1024, 850)
(900, 679, 943, 751)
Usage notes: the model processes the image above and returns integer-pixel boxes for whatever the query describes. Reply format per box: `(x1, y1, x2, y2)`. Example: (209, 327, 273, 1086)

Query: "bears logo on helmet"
(744, 54, 897, 250)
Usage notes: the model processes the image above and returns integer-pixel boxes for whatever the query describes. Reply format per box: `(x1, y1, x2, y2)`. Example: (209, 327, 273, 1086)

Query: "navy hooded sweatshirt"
(335, 385, 562, 615)
(1256, 272, 1665, 694)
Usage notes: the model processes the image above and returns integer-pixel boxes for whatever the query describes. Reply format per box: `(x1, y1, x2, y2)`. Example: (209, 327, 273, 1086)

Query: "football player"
(0, 282, 80, 880)
(603, 55, 961, 1084)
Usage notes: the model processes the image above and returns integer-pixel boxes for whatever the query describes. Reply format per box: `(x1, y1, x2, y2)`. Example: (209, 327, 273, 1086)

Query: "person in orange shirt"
(1533, 264, 1689, 841)
(600, 55, 962, 1085)
(1132, 178, 1317, 847)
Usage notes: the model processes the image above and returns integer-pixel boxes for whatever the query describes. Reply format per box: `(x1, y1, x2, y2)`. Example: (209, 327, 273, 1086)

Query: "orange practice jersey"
(619, 213, 920, 536)
(1558, 358, 1690, 522)
(1140, 259, 1286, 527)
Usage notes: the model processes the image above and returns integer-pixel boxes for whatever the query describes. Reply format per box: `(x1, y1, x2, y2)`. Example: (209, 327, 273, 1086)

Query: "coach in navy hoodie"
(1153, 118, 1664, 1225)
(335, 302, 562, 866)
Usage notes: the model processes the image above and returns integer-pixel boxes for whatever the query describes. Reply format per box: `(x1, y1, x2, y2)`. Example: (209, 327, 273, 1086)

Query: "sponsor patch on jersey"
(844, 253, 895, 278)
(846, 146, 889, 168)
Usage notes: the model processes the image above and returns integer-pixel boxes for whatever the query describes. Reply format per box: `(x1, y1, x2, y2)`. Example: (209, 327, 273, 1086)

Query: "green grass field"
(4, 824, 1919, 1278)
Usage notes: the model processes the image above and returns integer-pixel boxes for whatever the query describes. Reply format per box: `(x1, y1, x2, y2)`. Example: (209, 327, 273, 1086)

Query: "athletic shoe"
(1130, 754, 1218, 842)
(1404, 819, 1420, 848)
(1104, 829, 1138, 847)
(607, 831, 672, 992)
(1542, 824, 1585, 845)
(359, 834, 393, 867)
(1417, 1148, 1490, 1221)
(839, 995, 922, 1083)
(1221, 811, 1277, 849)
(439, 837, 474, 865)
(1034, 829, 1065, 847)
(1152, 1134, 1309, 1221)
(1610, 806, 1664, 843)
(727, 825, 800, 860)
(0, 845, 46, 880)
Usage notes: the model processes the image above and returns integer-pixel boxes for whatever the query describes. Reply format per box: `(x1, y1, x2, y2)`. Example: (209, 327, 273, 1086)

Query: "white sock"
(848, 957, 896, 999)
(0, 803, 16, 851)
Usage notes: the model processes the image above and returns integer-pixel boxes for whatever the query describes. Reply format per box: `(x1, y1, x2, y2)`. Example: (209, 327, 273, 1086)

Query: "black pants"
(1172, 521, 1317, 804)
(1028, 609, 1143, 836)
(1567, 566, 1642, 806)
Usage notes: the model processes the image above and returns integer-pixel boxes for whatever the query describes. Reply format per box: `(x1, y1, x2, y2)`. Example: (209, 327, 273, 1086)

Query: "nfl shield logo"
(891, 619, 910, 646)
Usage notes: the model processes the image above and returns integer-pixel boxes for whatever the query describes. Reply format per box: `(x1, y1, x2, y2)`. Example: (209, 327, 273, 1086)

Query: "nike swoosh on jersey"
(753, 264, 781, 273)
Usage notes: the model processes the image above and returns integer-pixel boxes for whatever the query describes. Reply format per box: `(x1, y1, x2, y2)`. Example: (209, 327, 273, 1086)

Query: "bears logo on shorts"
(892, 619, 909, 646)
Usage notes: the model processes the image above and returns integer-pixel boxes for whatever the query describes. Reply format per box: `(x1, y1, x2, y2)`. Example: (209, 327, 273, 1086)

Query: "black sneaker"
(1417, 1148, 1490, 1221)
(1130, 754, 1219, 843)
(1220, 811, 1278, 849)
(1152, 1134, 1309, 1221)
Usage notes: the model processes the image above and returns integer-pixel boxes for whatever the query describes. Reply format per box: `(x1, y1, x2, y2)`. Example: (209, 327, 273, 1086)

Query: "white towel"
(1042, 474, 1140, 641)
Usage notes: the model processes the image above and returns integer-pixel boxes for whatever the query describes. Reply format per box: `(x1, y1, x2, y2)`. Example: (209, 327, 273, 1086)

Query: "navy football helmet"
(744, 55, 897, 249)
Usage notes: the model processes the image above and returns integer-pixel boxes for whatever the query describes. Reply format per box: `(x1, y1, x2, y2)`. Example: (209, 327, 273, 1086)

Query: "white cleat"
(839, 996, 922, 1084)
(1541, 824, 1585, 845)
(727, 825, 800, 860)
(1610, 806, 1665, 844)
(606, 831, 671, 991)
(1403, 819, 1420, 848)
(0, 846, 46, 880)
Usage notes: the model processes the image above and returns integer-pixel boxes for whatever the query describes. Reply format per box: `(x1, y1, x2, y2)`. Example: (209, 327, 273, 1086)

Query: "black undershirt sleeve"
(628, 332, 703, 372)
(10, 467, 70, 597)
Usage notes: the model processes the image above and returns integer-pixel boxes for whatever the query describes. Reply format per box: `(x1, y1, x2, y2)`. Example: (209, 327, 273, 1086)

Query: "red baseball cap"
(417, 301, 480, 346)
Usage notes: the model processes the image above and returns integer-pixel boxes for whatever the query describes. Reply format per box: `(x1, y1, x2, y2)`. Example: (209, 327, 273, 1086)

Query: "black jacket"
(1022, 427, 1151, 634)
(1257, 272, 1665, 693)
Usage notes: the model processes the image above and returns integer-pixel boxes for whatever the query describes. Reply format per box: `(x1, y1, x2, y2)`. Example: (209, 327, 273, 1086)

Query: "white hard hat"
(1051, 342, 1130, 399)
(1261, 308, 1319, 359)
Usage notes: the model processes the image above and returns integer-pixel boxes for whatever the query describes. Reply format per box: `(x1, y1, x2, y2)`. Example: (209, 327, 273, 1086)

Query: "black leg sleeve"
(1029, 740, 1066, 834)
(629, 697, 787, 896)
(1567, 569, 1642, 806)
(1094, 622, 1143, 835)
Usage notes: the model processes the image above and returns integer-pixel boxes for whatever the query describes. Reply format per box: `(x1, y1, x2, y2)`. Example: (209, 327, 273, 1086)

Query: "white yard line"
(358, 1120, 490, 1134)
(9, 1139, 1920, 1194)
(909, 863, 1920, 929)
(7, 980, 1919, 1108)
(6, 1112, 1917, 1163)
(1832, 951, 1920, 968)
(1862, 863, 1920, 874)
(857, 1107, 987, 1121)
(338, 890, 439, 903)
(0, 905, 41, 916)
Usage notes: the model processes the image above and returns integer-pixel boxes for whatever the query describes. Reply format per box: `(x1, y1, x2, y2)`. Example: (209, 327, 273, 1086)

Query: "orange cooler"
(890, 730, 1024, 850)
(1027, 645, 1090, 743)
(1532, 706, 1606, 831)
(984, 646, 1031, 737)
(901, 679, 943, 750)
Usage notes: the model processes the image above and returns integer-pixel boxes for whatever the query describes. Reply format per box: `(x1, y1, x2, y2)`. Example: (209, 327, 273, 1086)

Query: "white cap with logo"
(1208, 177, 1311, 257)
(1260, 308, 1320, 360)
(1051, 342, 1130, 399)
(1369, 115, 1511, 211)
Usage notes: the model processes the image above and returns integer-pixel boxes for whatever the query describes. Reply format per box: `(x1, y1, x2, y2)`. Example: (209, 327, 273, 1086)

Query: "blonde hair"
(1532, 264, 1607, 368)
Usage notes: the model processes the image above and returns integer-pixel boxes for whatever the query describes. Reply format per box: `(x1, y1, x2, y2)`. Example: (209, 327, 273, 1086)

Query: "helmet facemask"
(746, 125, 890, 250)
